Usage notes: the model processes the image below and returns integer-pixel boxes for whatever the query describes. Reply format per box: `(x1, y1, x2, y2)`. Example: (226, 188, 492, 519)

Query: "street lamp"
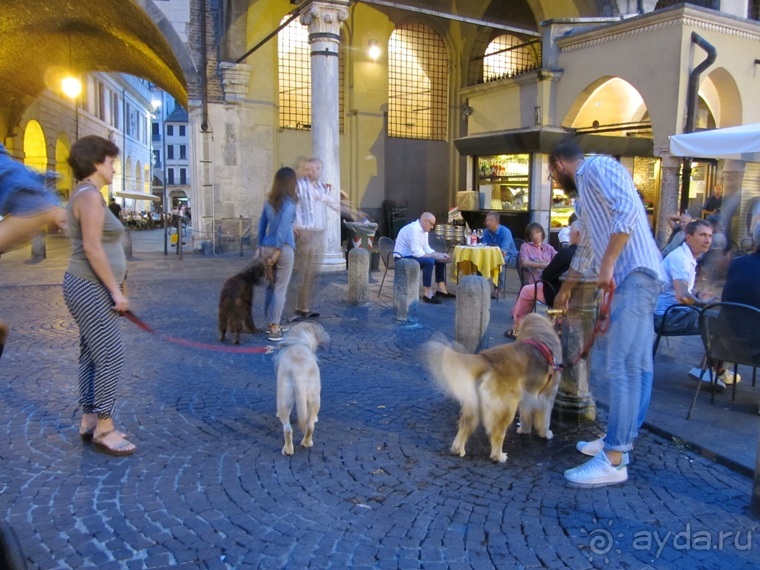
(61, 76, 81, 99)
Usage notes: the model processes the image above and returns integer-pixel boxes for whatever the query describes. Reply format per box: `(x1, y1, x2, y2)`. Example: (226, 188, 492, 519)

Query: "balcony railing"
(471, 38, 542, 85)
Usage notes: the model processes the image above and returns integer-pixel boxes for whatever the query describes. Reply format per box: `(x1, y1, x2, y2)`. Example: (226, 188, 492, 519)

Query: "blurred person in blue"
(481, 211, 518, 299)
(0, 144, 66, 254)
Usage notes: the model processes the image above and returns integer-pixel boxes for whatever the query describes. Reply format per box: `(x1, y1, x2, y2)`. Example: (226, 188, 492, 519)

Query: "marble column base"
(552, 391, 597, 425)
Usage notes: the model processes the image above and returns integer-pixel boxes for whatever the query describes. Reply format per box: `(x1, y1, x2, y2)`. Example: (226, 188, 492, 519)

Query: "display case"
(476, 153, 530, 211)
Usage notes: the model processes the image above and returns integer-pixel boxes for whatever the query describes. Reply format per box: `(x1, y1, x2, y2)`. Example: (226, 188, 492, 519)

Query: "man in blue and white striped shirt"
(550, 142, 662, 487)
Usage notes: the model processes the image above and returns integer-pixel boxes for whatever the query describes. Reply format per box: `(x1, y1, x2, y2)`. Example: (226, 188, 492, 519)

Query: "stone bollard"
(553, 276, 598, 425)
(30, 233, 46, 259)
(123, 227, 133, 258)
(393, 258, 419, 322)
(347, 248, 370, 306)
(455, 275, 491, 353)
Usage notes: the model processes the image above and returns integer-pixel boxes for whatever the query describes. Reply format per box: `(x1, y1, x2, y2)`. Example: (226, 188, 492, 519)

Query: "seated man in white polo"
(654, 219, 738, 387)
(394, 212, 454, 304)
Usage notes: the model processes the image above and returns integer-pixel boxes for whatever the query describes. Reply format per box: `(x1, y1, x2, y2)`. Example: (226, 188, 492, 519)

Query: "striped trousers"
(62, 273, 125, 420)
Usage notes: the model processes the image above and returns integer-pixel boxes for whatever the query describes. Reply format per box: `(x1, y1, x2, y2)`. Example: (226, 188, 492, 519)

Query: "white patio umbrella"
(669, 123, 760, 162)
(113, 191, 161, 202)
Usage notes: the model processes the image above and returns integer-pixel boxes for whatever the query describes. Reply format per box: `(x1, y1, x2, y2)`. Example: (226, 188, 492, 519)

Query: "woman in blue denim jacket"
(257, 167, 298, 341)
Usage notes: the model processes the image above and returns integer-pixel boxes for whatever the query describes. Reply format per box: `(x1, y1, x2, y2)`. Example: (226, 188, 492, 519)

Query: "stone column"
(553, 276, 597, 425)
(455, 276, 491, 353)
(654, 146, 681, 248)
(220, 62, 252, 105)
(393, 258, 419, 322)
(31, 234, 46, 259)
(302, 1, 349, 273)
(720, 159, 746, 243)
(529, 153, 551, 232)
(347, 248, 369, 306)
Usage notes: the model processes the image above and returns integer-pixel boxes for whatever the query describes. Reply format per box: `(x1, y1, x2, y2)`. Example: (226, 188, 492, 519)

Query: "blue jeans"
(593, 270, 659, 452)
(405, 256, 446, 287)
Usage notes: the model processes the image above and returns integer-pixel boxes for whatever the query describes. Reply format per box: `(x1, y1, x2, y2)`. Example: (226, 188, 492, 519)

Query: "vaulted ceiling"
(0, 0, 188, 131)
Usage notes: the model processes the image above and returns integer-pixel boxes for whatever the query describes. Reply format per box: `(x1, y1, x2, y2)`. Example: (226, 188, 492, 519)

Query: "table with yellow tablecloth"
(453, 245, 504, 286)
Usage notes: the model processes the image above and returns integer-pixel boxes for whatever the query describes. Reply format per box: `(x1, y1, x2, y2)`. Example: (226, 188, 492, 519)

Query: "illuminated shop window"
(388, 24, 448, 141)
(482, 34, 541, 83)
(277, 16, 344, 132)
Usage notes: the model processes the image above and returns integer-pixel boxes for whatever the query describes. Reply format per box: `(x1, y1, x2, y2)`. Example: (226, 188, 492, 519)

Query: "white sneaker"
(717, 369, 741, 385)
(688, 367, 726, 392)
(576, 437, 606, 457)
(564, 451, 628, 487)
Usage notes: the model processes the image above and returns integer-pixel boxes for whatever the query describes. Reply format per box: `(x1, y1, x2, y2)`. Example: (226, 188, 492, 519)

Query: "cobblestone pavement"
(0, 243, 759, 569)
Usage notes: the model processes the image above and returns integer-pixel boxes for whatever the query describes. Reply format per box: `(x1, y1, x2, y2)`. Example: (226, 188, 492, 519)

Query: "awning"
(114, 191, 161, 202)
(669, 124, 760, 162)
(454, 127, 654, 157)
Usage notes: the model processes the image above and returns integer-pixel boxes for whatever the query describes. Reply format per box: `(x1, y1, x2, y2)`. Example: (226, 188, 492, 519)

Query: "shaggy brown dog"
(424, 313, 562, 463)
(218, 261, 266, 344)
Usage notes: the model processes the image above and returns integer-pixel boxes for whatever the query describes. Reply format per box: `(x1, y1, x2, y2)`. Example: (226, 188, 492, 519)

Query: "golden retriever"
(424, 313, 562, 463)
(273, 321, 330, 456)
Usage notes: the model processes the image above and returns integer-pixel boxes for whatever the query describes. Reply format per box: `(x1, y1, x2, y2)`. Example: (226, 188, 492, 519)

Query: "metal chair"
(428, 231, 447, 254)
(513, 239, 534, 289)
(496, 238, 524, 299)
(687, 302, 760, 419)
(530, 279, 557, 317)
(377, 236, 396, 298)
(652, 303, 702, 358)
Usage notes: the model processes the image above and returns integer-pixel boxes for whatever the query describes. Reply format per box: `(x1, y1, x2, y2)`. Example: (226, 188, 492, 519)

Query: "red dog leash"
(565, 286, 614, 368)
(122, 310, 275, 354)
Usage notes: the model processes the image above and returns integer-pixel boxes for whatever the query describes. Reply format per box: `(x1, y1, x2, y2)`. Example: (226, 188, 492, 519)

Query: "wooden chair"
(687, 302, 760, 419)
(377, 236, 396, 298)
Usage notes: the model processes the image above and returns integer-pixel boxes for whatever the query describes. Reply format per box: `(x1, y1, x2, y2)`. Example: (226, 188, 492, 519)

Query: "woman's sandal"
(92, 429, 137, 457)
(504, 329, 517, 339)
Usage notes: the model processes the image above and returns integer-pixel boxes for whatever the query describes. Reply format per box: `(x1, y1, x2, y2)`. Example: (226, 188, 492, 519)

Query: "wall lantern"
(368, 39, 381, 61)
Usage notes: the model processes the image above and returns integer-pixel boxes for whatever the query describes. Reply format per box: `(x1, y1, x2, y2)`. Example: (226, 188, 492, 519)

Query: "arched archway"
(144, 165, 151, 193)
(125, 157, 134, 201)
(55, 132, 72, 201)
(112, 157, 123, 200)
(563, 76, 651, 134)
(23, 120, 47, 172)
(135, 160, 143, 194)
(699, 67, 742, 128)
(133, 0, 197, 82)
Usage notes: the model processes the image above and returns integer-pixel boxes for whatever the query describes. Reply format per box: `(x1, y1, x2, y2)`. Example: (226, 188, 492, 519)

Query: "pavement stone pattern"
(0, 243, 759, 569)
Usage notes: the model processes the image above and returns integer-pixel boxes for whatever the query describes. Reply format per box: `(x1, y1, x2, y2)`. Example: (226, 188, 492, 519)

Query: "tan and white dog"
(424, 313, 562, 463)
(273, 321, 330, 455)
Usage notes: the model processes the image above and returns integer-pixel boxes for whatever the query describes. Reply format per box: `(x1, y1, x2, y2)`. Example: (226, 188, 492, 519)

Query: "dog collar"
(521, 338, 560, 371)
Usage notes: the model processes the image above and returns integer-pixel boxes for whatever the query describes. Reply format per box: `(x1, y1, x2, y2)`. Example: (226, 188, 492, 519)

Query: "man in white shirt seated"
(654, 219, 717, 332)
(654, 219, 738, 387)
(394, 212, 454, 304)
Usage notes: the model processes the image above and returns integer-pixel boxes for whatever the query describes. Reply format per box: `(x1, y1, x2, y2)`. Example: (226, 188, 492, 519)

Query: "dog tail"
(424, 341, 490, 409)
(292, 375, 310, 434)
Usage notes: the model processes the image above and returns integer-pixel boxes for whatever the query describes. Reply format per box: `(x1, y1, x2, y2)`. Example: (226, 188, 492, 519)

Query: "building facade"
(6, 1, 760, 254)
(6, 72, 155, 211)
